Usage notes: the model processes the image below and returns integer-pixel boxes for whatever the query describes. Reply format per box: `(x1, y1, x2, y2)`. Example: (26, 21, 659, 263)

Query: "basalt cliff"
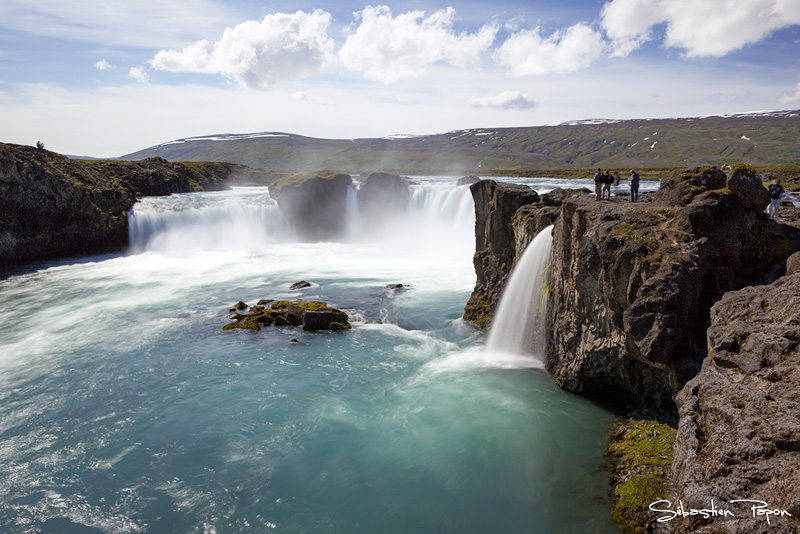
(0, 143, 276, 270)
(464, 166, 800, 532)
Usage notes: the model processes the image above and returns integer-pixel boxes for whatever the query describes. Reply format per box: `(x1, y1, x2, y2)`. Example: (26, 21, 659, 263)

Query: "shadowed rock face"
(357, 172, 410, 220)
(547, 167, 800, 410)
(670, 272, 800, 534)
(463, 179, 540, 327)
(268, 171, 353, 241)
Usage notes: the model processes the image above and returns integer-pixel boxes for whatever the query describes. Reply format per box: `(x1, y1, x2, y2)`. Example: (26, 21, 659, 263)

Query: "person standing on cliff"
(594, 168, 604, 201)
(629, 169, 640, 202)
(767, 178, 784, 217)
(602, 170, 613, 200)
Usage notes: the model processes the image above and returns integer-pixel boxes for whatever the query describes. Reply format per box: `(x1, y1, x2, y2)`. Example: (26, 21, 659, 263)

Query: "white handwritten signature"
(649, 499, 793, 525)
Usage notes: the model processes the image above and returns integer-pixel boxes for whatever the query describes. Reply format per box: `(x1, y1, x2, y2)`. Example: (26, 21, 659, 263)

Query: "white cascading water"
(128, 187, 284, 252)
(127, 181, 476, 256)
(486, 225, 554, 359)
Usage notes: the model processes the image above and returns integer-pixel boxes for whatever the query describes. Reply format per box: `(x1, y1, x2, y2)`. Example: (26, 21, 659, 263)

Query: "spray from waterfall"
(486, 225, 554, 360)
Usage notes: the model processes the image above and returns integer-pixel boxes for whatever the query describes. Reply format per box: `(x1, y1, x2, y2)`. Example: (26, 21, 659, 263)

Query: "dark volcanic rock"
(547, 167, 800, 410)
(290, 281, 312, 290)
(223, 299, 351, 332)
(0, 143, 274, 269)
(302, 309, 349, 331)
(457, 175, 481, 186)
(670, 272, 800, 534)
(462, 179, 540, 327)
(357, 171, 410, 220)
(269, 170, 353, 241)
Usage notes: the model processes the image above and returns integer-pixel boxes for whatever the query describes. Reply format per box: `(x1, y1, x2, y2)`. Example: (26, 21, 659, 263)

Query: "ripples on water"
(0, 178, 621, 533)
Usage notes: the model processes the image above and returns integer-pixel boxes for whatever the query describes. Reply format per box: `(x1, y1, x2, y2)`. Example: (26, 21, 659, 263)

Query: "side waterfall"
(486, 225, 554, 359)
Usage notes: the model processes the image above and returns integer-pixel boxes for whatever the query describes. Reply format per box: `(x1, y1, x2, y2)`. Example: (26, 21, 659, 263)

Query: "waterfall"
(345, 183, 359, 240)
(127, 187, 284, 252)
(127, 181, 476, 256)
(486, 225, 554, 359)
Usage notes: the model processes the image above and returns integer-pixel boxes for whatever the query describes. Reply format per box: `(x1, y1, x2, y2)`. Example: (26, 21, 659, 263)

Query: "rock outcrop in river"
(268, 170, 353, 241)
(0, 143, 276, 270)
(357, 171, 410, 219)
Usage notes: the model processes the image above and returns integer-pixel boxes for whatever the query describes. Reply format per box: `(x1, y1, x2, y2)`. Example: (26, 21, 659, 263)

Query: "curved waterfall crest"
(486, 225, 554, 359)
(127, 181, 476, 253)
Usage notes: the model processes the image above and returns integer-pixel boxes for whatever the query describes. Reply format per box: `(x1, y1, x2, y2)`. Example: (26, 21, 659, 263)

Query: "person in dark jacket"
(593, 168, 604, 201)
(629, 169, 640, 202)
(767, 179, 783, 217)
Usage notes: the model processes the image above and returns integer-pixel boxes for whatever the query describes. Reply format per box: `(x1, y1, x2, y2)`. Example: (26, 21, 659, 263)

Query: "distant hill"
(121, 110, 800, 173)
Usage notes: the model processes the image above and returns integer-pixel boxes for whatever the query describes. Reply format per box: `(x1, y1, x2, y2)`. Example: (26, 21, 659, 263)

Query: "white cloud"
(128, 67, 149, 85)
(150, 10, 335, 89)
(94, 60, 113, 70)
(468, 90, 537, 110)
(339, 6, 498, 83)
(496, 23, 606, 75)
(600, 0, 662, 57)
(601, 0, 800, 57)
(780, 82, 800, 104)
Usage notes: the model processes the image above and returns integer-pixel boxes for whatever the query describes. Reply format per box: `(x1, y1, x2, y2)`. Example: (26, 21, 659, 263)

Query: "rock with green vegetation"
(670, 271, 800, 534)
(357, 171, 410, 220)
(547, 165, 800, 410)
(608, 418, 676, 534)
(268, 170, 352, 241)
(223, 299, 350, 333)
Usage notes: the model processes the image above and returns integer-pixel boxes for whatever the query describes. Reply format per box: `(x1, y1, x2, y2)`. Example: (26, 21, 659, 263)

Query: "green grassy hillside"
(121, 111, 800, 173)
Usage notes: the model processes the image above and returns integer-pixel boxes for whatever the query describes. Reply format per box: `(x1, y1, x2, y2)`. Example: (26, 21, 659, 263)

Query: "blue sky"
(1, 0, 799, 157)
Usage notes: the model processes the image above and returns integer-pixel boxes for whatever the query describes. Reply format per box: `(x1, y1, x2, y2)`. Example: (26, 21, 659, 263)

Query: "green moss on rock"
(607, 418, 676, 534)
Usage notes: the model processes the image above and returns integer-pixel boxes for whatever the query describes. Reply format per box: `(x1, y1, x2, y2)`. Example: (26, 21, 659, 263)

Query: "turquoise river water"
(0, 178, 656, 533)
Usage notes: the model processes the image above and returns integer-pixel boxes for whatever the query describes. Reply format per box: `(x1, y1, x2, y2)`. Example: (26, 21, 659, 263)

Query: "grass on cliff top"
(269, 169, 352, 196)
(607, 419, 676, 534)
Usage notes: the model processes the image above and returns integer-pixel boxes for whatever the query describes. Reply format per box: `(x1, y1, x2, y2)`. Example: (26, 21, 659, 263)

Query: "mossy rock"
(330, 322, 351, 332)
(222, 321, 260, 332)
(607, 418, 676, 534)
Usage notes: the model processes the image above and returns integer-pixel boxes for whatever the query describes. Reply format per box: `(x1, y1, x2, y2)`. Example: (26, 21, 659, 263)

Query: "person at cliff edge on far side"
(594, 168, 604, 201)
(630, 169, 640, 202)
(767, 178, 783, 217)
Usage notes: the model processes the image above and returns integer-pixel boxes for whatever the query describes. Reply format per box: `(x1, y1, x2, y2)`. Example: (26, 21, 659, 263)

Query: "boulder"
(290, 281, 311, 290)
(303, 309, 350, 331)
(269, 170, 353, 241)
(223, 299, 351, 333)
(457, 175, 481, 186)
(357, 172, 410, 220)
(670, 272, 800, 534)
(787, 251, 800, 276)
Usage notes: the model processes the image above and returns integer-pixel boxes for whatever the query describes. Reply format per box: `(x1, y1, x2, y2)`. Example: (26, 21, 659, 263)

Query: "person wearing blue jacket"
(629, 169, 640, 202)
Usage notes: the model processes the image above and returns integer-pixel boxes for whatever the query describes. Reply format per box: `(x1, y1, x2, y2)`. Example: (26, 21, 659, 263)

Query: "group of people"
(594, 168, 640, 202)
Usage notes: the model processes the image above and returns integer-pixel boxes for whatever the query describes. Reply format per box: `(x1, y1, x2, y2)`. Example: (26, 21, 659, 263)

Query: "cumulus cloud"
(601, 0, 800, 57)
(339, 6, 498, 83)
(496, 23, 606, 76)
(468, 90, 537, 110)
(128, 67, 149, 85)
(94, 59, 114, 70)
(780, 82, 800, 104)
(149, 10, 335, 89)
